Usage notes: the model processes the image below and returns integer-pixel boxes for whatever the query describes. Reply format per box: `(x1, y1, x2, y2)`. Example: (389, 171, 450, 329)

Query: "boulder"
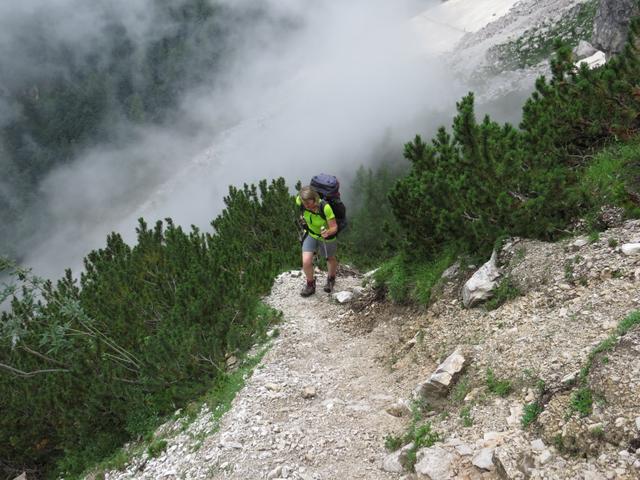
(414, 349, 467, 400)
(462, 250, 500, 307)
(574, 51, 606, 70)
(573, 40, 597, 59)
(382, 442, 414, 473)
(472, 447, 495, 470)
(414, 445, 456, 479)
(333, 291, 354, 303)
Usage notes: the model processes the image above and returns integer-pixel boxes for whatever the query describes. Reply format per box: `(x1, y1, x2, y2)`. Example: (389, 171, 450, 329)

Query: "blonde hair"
(299, 186, 320, 203)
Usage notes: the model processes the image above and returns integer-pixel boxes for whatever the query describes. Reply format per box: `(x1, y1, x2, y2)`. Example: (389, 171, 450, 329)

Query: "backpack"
(309, 173, 347, 235)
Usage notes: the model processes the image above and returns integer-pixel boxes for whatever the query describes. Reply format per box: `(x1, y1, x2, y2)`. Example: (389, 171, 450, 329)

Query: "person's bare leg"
(302, 251, 314, 281)
(327, 256, 337, 278)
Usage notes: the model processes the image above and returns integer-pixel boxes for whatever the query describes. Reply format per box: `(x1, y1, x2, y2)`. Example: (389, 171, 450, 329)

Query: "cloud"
(0, 1, 158, 88)
(12, 0, 468, 279)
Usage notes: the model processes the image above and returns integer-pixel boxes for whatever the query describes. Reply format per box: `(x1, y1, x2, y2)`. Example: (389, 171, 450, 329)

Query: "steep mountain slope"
(96, 224, 640, 480)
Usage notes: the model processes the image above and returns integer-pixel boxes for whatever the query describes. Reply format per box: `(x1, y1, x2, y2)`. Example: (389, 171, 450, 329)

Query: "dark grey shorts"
(302, 234, 337, 258)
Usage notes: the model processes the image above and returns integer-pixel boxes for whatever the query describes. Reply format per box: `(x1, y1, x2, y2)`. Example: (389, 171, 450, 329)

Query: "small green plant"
(608, 237, 618, 248)
(384, 399, 442, 471)
(590, 425, 605, 438)
(400, 421, 442, 470)
(413, 422, 441, 449)
(564, 260, 575, 283)
(147, 439, 168, 458)
(514, 246, 527, 263)
(451, 375, 471, 403)
(616, 310, 640, 335)
(384, 434, 403, 451)
(411, 397, 431, 417)
(553, 434, 565, 452)
(485, 276, 521, 310)
(588, 231, 600, 243)
(373, 249, 457, 305)
(570, 387, 593, 417)
(486, 368, 512, 397)
(460, 406, 473, 427)
(521, 402, 543, 428)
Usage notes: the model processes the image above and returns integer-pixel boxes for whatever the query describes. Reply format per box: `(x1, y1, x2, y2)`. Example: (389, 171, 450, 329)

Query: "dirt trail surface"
(202, 272, 407, 480)
(104, 272, 415, 480)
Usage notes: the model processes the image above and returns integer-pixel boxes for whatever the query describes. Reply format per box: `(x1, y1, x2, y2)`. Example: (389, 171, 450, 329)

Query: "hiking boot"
(300, 279, 316, 297)
(323, 276, 336, 293)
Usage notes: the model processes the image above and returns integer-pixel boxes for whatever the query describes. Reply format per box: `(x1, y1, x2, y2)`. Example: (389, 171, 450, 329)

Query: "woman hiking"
(296, 185, 339, 297)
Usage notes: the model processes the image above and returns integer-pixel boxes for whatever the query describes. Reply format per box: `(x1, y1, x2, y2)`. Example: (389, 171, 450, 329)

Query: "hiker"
(296, 185, 339, 297)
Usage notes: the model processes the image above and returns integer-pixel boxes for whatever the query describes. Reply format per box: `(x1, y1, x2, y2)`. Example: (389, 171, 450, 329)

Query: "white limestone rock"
(621, 243, 640, 256)
(333, 291, 354, 303)
(462, 250, 501, 307)
(414, 445, 456, 479)
(472, 447, 495, 470)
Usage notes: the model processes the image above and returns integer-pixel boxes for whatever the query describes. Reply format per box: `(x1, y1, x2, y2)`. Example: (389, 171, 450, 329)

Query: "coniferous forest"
(2, 6, 640, 480)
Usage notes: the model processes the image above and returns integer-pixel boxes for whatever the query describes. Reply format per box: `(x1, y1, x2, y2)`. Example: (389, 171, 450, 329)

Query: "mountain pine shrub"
(391, 18, 640, 258)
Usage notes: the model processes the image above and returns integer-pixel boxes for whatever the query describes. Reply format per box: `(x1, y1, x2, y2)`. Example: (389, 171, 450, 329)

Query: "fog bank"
(8, 0, 470, 279)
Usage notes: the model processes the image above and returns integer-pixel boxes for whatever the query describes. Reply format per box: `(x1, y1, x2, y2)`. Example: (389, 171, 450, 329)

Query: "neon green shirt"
(296, 196, 336, 241)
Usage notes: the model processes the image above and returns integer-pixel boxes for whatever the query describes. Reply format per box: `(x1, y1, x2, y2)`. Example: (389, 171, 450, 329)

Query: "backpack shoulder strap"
(317, 200, 328, 220)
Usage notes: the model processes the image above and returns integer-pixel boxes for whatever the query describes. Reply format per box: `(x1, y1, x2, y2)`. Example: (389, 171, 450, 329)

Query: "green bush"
(579, 138, 640, 220)
(384, 434, 403, 452)
(147, 439, 168, 459)
(460, 406, 473, 427)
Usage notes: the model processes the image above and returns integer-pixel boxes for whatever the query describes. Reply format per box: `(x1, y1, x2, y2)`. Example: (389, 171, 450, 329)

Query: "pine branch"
(19, 345, 70, 368)
(0, 362, 70, 377)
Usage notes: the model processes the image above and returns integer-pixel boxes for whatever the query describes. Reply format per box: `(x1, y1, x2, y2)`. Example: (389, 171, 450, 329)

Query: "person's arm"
(321, 218, 338, 238)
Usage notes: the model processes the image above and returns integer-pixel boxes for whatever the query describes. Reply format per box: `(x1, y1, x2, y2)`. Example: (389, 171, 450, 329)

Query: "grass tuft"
(486, 368, 512, 397)
(521, 402, 543, 428)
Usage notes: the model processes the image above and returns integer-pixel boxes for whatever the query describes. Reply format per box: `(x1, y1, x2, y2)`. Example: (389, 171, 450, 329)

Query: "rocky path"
(104, 271, 412, 480)
(202, 272, 406, 480)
